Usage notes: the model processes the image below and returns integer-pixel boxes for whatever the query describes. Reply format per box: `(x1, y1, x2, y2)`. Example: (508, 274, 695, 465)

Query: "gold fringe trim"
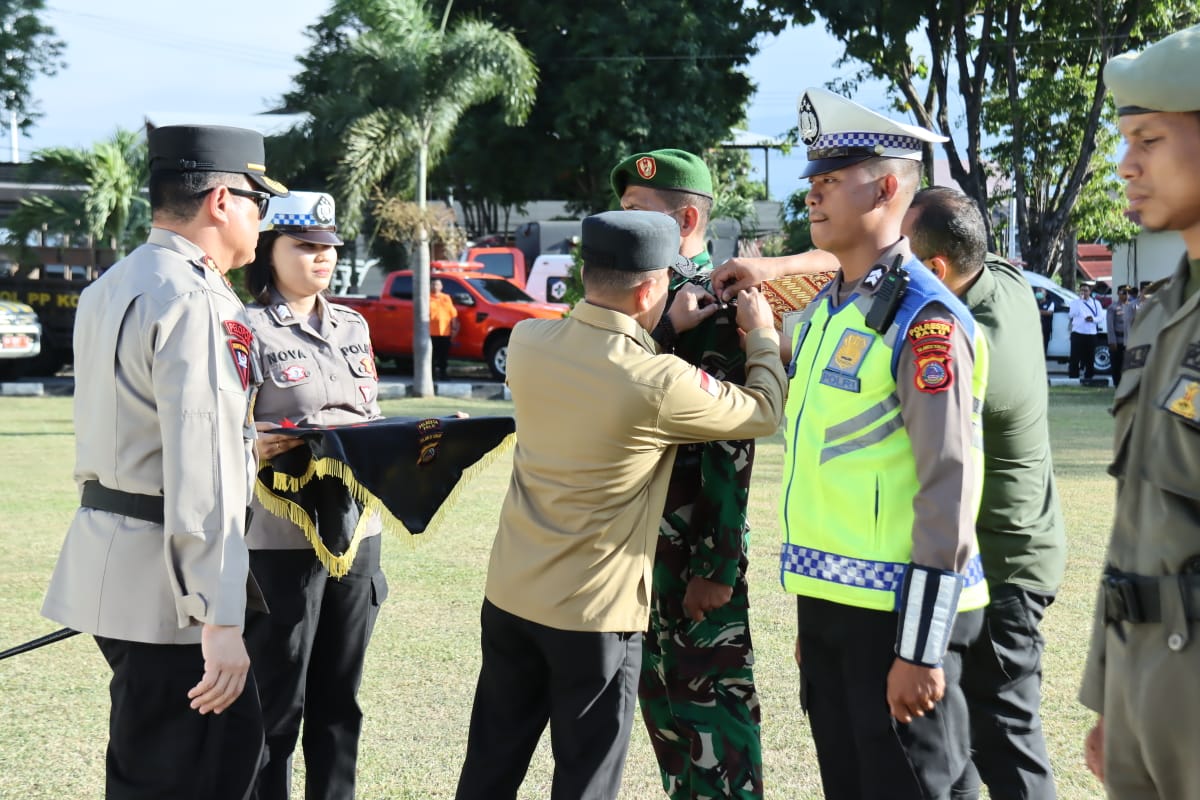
(257, 431, 516, 565)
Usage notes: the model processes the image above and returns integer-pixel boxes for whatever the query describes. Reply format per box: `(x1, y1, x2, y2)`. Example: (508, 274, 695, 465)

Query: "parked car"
(1023, 270, 1111, 375)
(333, 266, 567, 378)
(462, 246, 574, 305)
(0, 300, 43, 378)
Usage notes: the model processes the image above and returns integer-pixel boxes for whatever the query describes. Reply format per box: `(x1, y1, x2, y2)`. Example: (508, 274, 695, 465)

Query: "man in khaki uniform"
(455, 210, 786, 800)
(41, 125, 288, 800)
(1080, 23, 1200, 799)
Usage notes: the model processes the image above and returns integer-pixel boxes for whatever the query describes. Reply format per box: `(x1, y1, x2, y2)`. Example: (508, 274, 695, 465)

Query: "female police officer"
(242, 191, 388, 800)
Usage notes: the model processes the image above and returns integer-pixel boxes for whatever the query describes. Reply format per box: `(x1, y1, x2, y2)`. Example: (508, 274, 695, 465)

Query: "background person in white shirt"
(1068, 282, 1103, 380)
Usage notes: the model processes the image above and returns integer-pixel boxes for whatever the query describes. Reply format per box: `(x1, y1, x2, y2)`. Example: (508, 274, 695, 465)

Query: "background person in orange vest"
(430, 278, 459, 380)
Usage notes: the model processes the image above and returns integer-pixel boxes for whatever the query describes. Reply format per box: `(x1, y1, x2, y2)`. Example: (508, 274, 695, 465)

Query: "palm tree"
(6, 128, 149, 258)
(320, 0, 537, 396)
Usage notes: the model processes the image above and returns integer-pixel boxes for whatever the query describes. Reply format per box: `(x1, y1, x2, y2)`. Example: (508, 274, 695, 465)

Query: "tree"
(430, 1, 786, 224)
(281, 0, 537, 396)
(761, 0, 1197, 275)
(0, 0, 65, 137)
(6, 128, 149, 258)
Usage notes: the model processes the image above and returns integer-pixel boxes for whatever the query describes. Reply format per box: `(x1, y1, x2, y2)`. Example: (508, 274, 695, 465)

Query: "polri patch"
(908, 318, 955, 395)
(1164, 376, 1200, 424)
(1125, 344, 1150, 371)
(223, 320, 253, 390)
(820, 328, 873, 392)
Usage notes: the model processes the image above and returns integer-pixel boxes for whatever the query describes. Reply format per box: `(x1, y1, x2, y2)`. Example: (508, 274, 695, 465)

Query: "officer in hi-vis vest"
(780, 88, 989, 799)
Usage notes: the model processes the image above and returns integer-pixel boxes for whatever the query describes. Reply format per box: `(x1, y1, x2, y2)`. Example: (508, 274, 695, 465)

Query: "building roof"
(1077, 242, 1113, 283)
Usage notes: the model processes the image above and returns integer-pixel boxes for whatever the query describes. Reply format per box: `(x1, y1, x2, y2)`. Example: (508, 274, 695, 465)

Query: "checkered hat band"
(811, 132, 922, 151)
(270, 212, 320, 227)
(780, 543, 987, 593)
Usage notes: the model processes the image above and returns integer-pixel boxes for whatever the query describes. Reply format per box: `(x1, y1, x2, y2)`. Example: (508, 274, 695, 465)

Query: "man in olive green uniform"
(904, 187, 1065, 800)
(41, 126, 288, 799)
(1080, 23, 1200, 799)
(456, 210, 786, 800)
(610, 149, 763, 799)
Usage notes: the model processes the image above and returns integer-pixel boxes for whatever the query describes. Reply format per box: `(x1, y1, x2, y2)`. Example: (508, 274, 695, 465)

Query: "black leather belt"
(1103, 565, 1200, 624)
(80, 480, 165, 525)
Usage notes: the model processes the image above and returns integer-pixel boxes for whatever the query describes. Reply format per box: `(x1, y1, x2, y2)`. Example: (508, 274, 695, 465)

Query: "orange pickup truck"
(332, 264, 567, 378)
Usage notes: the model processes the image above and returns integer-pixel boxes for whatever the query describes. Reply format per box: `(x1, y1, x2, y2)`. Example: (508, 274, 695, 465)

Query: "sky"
(21, 1, 897, 202)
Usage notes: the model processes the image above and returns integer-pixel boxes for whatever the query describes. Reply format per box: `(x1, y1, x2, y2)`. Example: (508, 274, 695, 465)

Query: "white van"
(1022, 270, 1111, 375)
(526, 254, 574, 304)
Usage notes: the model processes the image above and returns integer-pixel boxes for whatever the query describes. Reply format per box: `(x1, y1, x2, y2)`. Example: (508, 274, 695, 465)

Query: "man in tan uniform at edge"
(455, 210, 786, 800)
(41, 125, 288, 800)
(1079, 23, 1200, 799)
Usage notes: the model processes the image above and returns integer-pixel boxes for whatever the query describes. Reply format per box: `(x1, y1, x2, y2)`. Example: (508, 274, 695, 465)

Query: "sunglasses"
(196, 186, 271, 220)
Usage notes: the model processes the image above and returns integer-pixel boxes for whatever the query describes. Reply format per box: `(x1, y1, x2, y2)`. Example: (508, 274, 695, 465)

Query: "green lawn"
(0, 389, 1115, 799)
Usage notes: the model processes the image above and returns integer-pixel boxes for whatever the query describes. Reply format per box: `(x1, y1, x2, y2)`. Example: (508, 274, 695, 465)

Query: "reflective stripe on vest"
(780, 544, 986, 609)
(780, 262, 989, 613)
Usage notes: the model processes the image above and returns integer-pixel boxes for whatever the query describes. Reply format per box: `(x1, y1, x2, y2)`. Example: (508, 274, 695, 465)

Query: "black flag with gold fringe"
(256, 415, 515, 577)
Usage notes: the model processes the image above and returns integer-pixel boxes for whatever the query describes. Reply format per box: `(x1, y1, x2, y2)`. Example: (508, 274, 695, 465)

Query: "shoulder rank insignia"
(820, 328, 874, 392)
(862, 265, 886, 290)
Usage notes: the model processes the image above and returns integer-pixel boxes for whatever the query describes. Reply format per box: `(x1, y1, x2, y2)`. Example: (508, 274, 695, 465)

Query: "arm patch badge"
(224, 320, 253, 390)
(697, 369, 721, 398)
(908, 318, 955, 395)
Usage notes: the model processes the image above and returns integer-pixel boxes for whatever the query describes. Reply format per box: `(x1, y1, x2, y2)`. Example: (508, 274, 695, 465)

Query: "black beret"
(581, 211, 690, 273)
(148, 124, 289, 197)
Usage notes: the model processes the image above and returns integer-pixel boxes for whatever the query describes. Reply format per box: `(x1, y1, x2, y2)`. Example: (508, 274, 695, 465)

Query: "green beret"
(581, 211, 690, 273)
(1105, 24, 1200, 115)
(610, 149, 713, 201)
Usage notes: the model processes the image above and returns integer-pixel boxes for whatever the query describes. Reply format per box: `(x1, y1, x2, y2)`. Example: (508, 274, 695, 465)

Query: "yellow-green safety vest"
(780, 262, 989, 614)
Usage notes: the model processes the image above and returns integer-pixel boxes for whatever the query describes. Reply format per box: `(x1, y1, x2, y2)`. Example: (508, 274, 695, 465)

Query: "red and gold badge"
(908, 318, 954, 395)
(280, 364, 309, 383)
(224, 320, 253, 390)
(636, 156, 657, 180)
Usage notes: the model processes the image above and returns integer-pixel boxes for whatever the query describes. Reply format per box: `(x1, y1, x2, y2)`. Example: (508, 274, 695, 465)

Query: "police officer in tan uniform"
(40, 125, 288, 800)
(455, 210, 787, 800)
(1080, 23, 1200, 799)
(241, 191, 387, 800)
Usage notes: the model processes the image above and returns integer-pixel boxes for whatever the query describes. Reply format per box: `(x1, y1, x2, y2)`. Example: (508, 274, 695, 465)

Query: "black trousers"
(432, 335, 452, 376)
(796, 597, 983, 800)
(1068, 332, 1097, 378)
(1110, 342, 1126, 388)
(94, 636, 264, 800)
(244, 535, 387, 800)
(456, 599, 642, 800)
(951, 585, 1056, 800)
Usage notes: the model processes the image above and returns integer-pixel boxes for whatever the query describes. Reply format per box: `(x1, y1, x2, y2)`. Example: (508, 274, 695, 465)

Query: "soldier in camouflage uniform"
(612, 149, 762, 799)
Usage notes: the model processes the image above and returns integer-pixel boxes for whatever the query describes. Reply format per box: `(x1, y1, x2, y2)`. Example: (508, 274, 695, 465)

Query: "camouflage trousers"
(638, 555, 762, 799)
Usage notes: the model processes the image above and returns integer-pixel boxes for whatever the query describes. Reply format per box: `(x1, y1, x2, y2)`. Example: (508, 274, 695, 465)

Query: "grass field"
(0, 388, 1115, 799)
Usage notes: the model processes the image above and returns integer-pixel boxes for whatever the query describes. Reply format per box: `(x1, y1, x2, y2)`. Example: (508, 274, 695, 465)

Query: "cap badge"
(636, 156, 657, 180)
(798, 94, 820, 145)
(315, 196, 335, 225)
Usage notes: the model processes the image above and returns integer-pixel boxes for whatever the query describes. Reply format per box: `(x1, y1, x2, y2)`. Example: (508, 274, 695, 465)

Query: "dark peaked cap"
(148, 124, 289, 197)
(581, 210, 691, 273)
